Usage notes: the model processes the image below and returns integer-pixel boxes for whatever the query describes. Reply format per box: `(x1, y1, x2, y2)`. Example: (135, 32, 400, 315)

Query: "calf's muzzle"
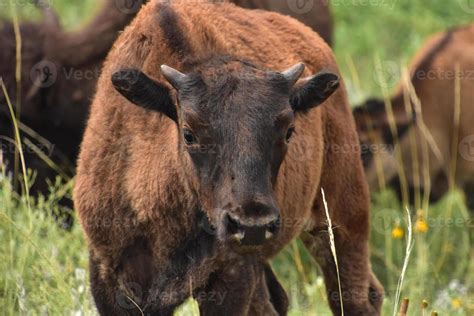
(224, 201, 280, 246)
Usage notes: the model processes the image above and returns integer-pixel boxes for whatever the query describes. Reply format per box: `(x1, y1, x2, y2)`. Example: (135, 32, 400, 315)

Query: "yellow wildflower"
(391, 224, 404, 239)
(422, 300, 429, 309)
(451, 298, 462, 309)
(415, 217, 429, 233)
(415, 209, 429, 233)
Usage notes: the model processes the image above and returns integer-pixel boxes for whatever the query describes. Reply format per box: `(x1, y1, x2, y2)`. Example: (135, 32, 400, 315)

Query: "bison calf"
(353, 24, 474, 207)
(75, 1, 382, 315)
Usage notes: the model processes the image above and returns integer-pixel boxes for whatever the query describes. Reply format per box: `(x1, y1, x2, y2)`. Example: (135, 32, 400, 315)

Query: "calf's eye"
(286, 127, 295, 142)
(183, 129, 197, 145)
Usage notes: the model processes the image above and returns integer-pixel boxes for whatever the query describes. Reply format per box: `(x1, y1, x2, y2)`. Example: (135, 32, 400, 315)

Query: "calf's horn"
(282, 63, 305, 87)
(161, 65, 188, 90)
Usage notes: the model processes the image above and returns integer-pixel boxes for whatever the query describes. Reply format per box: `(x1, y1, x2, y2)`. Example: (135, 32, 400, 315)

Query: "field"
(1, 0, 473, 315)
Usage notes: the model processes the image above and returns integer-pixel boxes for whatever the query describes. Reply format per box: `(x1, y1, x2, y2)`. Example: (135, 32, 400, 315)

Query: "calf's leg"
(301, 173, 384, 316)
(89, 242, 176, 316)
(196, 259, 286, 316)
(301, 230, 383, 316)
(247, 263, 288, 316)
(89, 254, 146, 316)
(196, 258, 257, 316)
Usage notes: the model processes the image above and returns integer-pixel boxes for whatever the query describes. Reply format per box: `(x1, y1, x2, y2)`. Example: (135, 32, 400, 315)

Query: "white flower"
(75, 268, 86, 281)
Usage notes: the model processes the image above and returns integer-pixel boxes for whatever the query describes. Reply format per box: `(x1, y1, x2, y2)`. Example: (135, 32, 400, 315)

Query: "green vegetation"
(1, 0, 473, 315)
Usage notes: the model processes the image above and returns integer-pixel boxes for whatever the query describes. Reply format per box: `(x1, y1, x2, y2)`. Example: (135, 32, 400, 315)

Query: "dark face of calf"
(112, 57, 339, 247)
(352, 97, 416, 190)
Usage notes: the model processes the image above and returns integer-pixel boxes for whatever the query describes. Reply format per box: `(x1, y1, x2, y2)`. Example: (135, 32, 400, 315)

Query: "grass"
(1, 0, 474, 315)
(0, 175, 94, 315)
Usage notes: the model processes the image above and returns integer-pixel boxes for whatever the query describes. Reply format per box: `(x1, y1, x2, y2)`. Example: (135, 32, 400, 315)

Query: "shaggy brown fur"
(231, 0, 333, 46)
(75, 1, 382, 315)
(353, 24, 474, 206)
(0, 1, 146, 219)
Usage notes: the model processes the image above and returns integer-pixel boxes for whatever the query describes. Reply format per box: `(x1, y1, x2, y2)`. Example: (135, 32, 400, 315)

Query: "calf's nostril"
(226, 214, 243, 235)
(267, 216, 281, 234)
(226, 214, 248, 242)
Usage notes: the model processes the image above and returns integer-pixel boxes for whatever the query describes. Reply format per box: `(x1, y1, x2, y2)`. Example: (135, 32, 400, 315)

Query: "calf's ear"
(290, 71, 339, 112)
(111, 69, 178, 122)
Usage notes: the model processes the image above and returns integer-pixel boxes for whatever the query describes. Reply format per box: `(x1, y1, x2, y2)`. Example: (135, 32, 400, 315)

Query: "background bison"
(353, 24, 474, 208)
(0, 1, 146, 225)
(231, 0, 333, 46)
(74, 1, 381, 314)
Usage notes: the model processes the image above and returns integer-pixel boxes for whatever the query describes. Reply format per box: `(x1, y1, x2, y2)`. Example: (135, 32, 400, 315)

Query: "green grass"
(0, 175, 94, 314)
(1, 0, 474, 315)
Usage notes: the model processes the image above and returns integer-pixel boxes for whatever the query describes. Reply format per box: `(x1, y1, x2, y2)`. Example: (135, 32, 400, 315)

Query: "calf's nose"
(225, 201, 281, 246)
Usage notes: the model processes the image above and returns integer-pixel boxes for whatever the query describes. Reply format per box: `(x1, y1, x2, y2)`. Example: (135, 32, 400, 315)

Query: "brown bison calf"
(353, 24, 474, 207)
(75, 1, 382, 315)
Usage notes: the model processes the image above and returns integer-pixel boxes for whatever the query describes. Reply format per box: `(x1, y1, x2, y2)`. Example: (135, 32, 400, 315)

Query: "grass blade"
(321, 188, 344, 315)
(392, 207, 414, 316)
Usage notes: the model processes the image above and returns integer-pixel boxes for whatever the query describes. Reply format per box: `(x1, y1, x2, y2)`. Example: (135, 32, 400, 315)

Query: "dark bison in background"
(0, 1, 147, 220)
(232, 0, 333, 46)
(0, 0, 333, 220)
(74, 1, 382, 315)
